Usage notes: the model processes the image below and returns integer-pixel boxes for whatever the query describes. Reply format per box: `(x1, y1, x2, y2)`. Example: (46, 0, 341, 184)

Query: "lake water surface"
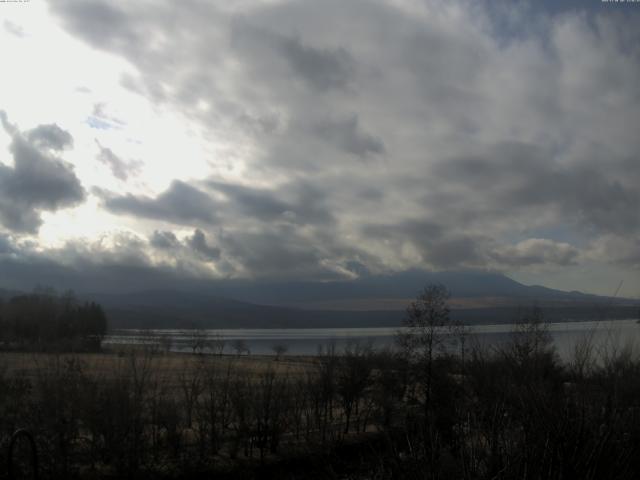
(104, 319, 640, 361)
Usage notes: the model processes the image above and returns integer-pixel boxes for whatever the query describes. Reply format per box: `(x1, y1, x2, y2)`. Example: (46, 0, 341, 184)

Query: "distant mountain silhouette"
(0, 288, 22, 300)
(3, 270, 636, 329)
(81, 270, 637, 329)
(170, 269, 599, 305)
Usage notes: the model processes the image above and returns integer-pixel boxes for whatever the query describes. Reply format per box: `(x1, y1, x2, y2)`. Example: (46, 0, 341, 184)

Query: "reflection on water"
(103, 319, 640, 360)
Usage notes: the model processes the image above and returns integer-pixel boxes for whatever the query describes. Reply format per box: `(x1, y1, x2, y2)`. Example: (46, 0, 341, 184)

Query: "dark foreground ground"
(2, 326, 640, 479)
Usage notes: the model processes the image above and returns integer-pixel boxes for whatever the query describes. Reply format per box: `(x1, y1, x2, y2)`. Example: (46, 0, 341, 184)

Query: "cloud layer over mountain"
(0, 1, 638, 296)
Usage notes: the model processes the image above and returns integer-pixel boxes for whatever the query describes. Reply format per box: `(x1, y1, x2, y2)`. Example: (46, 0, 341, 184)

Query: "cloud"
(0, 227, 354, 293)
(0, 234, 189, 293)
(490, 238, 580, 267)
(87, 104, 126, 131)
(275, 34, 355, 92)
(586, 235, 640, 269)
(206, 180, 334, 226)
(0, 234, 15, 254)
(314, 115, 385, 158)
(149, 230, 179, 249)
(26, 124, 74, 151)
(35, 1, 640, 294)
(207, 181, 291, 221)
(361, 219, 582, 270)
(0, 112, 85, 233)
(102, 180, 218, 225)
(48, 1, 138, 51)
(218, 228, 328, 279)
(188, 229, 220, 261)
(423, 235, 488, 269)
(230, 21, 356, 92)
(95, 141, 141, 180)
(3, 20, 25, 38)
(430, 142, 640, 236)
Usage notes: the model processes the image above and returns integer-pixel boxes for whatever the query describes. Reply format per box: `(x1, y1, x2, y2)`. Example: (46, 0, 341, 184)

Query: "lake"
(104, 319, 640, 361)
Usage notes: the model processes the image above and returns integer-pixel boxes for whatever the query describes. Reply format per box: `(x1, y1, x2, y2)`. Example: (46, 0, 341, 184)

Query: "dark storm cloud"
(96, 141, 141, 181)
(358, 141, 639, 269)
(586, 235, 640, 270)
(46, 0, 640, 285)
(149, 230, 179, 249)
(0, 240, 186, 294)
(206, 181, 334, 226)
(357, 187, 384, 201)
(0, 234, 14, 254)
(0, 227, 364, 294)
(101, 176, 335, 236)
(0, 111, 17, 135)
(431, 142, 640, 235)
(207, 181, 291, 221)
(364, 221, 488, 269)
(230, 20, 356, 92)
(362, 220, 443, 245)
(362, 219, 582, 270)
(431, 232, 580, 270)
(49, 1, 138, 51)
(102, 180, 218, 225)
(363, 219, 487, 269)
(0, 112, 85, 233)
(188, 229, 221, 261)
(219, 228, 327, 279)
(26, 124, 74, 151)
(314, 115, 385, 158)
(276, 34, 355, 92)
(422, 236, 487, 269)
(219, 226, 381, 280)
(287, 183, 335, 226)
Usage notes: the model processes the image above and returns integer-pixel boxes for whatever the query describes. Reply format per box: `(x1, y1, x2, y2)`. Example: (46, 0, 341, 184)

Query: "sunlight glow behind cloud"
(0, 0, 638, 297)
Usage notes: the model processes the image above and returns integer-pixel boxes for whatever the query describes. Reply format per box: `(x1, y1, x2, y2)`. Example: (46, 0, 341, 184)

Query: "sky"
(0, 0, 639, 298)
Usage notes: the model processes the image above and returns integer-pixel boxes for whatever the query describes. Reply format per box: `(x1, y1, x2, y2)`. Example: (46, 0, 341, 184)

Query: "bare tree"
(451, 318, 471, 371)
(337, 340, 373, 434)
(315, 343, 338, 445)
(196, 358, 236, 454)
(271, 343, 288, 361)
(396, 284, 452, 416)
(232, 339, 250, 356)
(190, 329, 209, 355)
(211, 333, 226, 356)
(508, 305, 553, 367)
(159, 334, 173, 354)
(178, 358, 204, 428)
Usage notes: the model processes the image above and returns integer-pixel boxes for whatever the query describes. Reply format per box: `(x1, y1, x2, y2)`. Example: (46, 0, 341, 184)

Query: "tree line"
(0, 289, 107, 351)
(0, 285, 639, 478)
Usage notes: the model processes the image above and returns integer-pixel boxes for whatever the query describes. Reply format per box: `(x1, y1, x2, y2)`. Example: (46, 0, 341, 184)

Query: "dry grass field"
(0, 349, 314, 385)
(3, 315, 640, 479)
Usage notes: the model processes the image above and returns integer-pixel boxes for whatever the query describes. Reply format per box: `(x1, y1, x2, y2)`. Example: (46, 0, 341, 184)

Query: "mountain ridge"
(3, 271, 637, 329)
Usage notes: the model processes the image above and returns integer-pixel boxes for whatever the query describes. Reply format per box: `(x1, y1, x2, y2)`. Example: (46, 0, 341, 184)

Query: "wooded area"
(0, 291, 107, 352)
(1, 290, 639, 479)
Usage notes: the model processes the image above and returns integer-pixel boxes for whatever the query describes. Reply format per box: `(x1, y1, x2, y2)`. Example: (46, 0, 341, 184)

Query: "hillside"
(84, 271, 638, 329)
(3, 271, 637, 329)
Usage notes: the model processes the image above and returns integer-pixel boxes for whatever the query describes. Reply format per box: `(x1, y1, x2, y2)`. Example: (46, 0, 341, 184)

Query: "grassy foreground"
(2, 327, 640, 479)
